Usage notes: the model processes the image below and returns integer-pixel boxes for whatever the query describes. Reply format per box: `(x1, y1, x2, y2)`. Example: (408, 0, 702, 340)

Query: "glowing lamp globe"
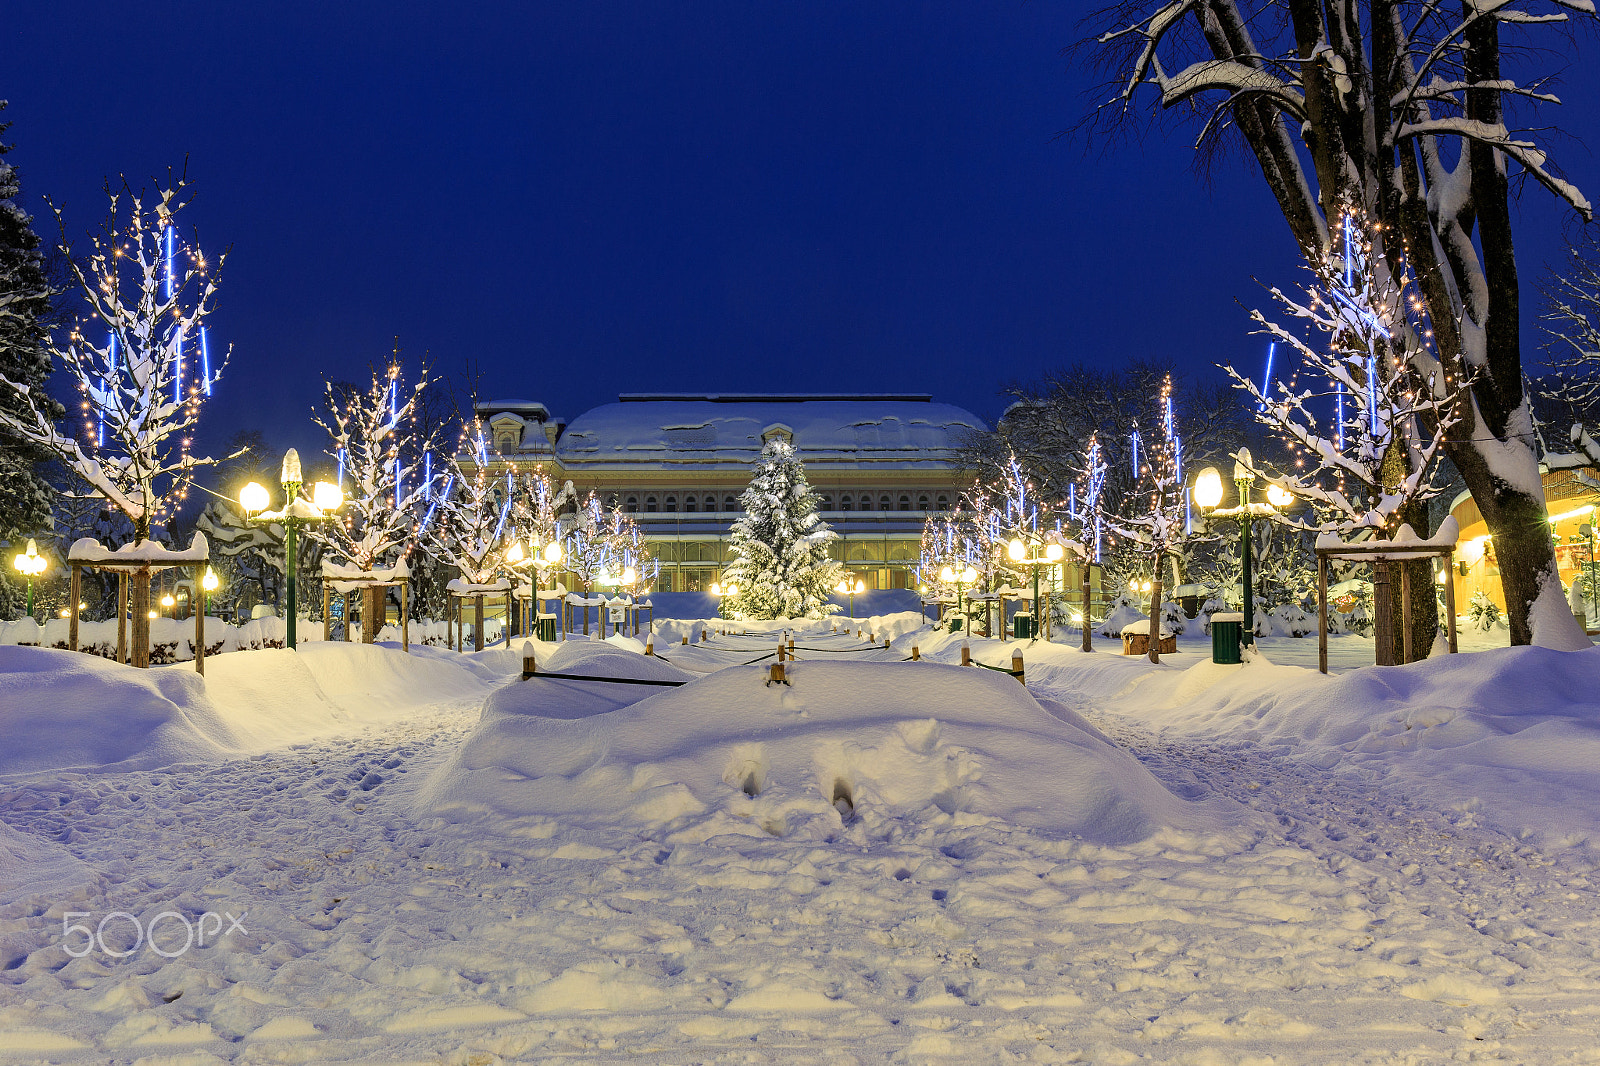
(727, 584, 738, 596)
(543, 541, 563, 565)
(1193, 468, 1223, 510)
(506, 542, 526, 565)
(854, 580, 866, 594)
(622, 566, 636, 585)
(1266, 484, 1294, 509)
(1045, 543, 1065, 563)
(202, 568, 219, 592)
(239, 481, 270, 514)
(938, 566, 954, 583)
(710, 582, 722, 595)
(960, 568, 976, 585)
(312, 481, 344, 512)
(1007, 538, 1026, 562)
(161, 593, 176, 608)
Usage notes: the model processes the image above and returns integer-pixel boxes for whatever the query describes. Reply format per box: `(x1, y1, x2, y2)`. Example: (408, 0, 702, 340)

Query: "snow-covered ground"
(2, 618, 1598, 1063)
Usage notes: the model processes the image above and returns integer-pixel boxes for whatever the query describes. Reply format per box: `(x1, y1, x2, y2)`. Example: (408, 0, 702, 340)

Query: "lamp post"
(938, 565, 978, 632)
(508, 539, 564, 637)
(1581, 518, 1597, 625)
(835, 576, 865, 619)
(11, 538, 47, 621)
(1007, 537, 1065, 641)
(1193, 449, 1289, 646)
(202, 567, 219, 619)
(239, 449, 344, 650)
(160, 593, 176, 618)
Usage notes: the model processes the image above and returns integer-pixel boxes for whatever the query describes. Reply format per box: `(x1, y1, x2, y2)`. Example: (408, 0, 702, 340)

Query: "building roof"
(555, 396, 986, 470)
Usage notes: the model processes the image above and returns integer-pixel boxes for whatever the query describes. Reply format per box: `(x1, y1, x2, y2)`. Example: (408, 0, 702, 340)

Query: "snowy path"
(3, 634, 1600, 1062)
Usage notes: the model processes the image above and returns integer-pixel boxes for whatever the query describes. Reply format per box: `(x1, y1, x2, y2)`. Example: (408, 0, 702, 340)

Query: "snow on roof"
(557, 397, 986, 468)
(68, 533, 210, 567)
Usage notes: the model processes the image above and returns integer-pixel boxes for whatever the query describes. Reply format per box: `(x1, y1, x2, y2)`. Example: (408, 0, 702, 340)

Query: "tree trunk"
(1147, 575, 1163, 664)
(473, 595, 485, 652)
(363, 585, 385, 644)
(131, 567, 151, 669)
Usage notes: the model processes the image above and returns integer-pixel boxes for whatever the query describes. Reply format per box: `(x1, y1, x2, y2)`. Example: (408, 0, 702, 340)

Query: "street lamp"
(835, 576, 865, 618)
(1192, 448, 1289, 646)
(1007, 537, 1066, 641)
(239, 448, 344, 650)
(937, 565, 978, 632)
(1580, 518, 1597, 624)
(202, 567, 219, 621)
(11, 538, 47, 621)
(160, 592, 176, 618)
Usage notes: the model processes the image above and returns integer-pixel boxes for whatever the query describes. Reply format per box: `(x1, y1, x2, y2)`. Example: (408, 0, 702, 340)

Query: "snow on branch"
(0, 177, 229, 542)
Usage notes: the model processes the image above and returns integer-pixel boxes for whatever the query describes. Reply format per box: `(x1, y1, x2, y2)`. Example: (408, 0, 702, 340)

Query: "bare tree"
(1087, 0, 1594, 648)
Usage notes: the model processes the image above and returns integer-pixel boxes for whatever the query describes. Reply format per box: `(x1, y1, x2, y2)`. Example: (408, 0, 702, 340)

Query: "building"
(1449, 465, 1600, 619)
(470, 393, 987, 593)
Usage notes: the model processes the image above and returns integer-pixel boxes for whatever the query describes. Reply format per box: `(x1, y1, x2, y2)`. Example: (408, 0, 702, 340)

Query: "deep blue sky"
(6, 2, 1598, 459)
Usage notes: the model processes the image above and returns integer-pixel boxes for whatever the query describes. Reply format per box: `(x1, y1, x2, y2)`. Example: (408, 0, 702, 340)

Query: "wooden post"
(322, 585, 332, 642)
(1444, 551, 1458, 654)
(505, 589, 514, 645)
(117, 571, 128, 664)
(960, 642, 971, 666)
(788, 634, 795, 656)
(1373, 561, 1394, 667)
(769, 659, 785, 684)
(474, 594, 485, 652)
(883, 638, 890, 648)
(701, 627, 708, 642)
(1081, 580, 1092, 653)
(194, 564, 206, 676)
(645, 636, 654, 656)
(1012, 649, 1024, 685)
(911, 644, 920, 660)
(131, 566, 150, 669)
(1317, 553, 1329, 675)
(343, 592, 353, 642)
(522, 650, 536, 678)
(1148, 574, 1163, 665)
(1400, 562, 1414, 665)
(682, 634, 688, 645)
(401, 582, 410, 651)
(69, 563, 81, 652)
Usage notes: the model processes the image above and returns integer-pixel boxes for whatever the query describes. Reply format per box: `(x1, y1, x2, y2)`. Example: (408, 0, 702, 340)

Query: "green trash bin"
(1012, 612, 1033, 639)
(1211, 612, 1244, 664)
(536, 613, 558, 641)
(949, 615, 964, 633)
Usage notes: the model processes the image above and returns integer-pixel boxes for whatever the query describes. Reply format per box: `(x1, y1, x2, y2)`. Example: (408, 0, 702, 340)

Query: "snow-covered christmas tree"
(721, 438, 843, 620)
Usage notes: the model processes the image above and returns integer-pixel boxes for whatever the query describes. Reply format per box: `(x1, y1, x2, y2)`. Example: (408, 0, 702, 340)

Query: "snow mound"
(0, 643, 500, 776)
(417, 659, 1230, 844)
(0, 646, 238, 774)
(1125, 646, 1600, 848)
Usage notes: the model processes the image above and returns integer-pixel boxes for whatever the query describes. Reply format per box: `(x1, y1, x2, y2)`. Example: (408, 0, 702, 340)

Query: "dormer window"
(760, 422, 794, 446)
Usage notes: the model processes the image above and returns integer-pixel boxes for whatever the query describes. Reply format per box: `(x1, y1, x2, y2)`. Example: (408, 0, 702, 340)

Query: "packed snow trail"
(3, 632, 1600, 1062)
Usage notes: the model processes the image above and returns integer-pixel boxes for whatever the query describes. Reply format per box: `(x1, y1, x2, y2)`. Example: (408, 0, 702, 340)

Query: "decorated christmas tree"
(721, 438, 843, 620)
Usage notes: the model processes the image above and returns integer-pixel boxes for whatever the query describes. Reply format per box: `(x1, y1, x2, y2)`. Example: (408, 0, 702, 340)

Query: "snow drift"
(417, 641, 1231, 843)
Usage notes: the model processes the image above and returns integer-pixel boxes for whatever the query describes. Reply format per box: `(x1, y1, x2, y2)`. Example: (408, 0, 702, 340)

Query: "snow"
(67, 532, 210, 566)
(5, 622, 1600, 1059)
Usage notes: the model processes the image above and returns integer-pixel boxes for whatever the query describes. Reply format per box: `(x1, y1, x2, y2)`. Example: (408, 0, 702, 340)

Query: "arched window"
(684, 495, 696, 513)
(840, 494, 853, 512)
(898, 494, 911, 511)
(646, 496, 658, 513)
(917, 494, 929, 510)
(605, 493, 618, 509)
(880, 494, 892, 511)
(725, 495, 738, 512)
(704, 495, 717, 512)
(625, 496, 639, 513)
(936, 494, 949, 511)
(820, 494, 834, 511)
(664, 495, 677, 513)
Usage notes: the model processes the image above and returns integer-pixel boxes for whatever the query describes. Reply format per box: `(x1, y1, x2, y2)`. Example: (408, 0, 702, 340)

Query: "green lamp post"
(238, 449, 343, 650)
(12, 538, 47, 622)
(1007, 536, 1065, 640)
(1193, 448, 1292, 646)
